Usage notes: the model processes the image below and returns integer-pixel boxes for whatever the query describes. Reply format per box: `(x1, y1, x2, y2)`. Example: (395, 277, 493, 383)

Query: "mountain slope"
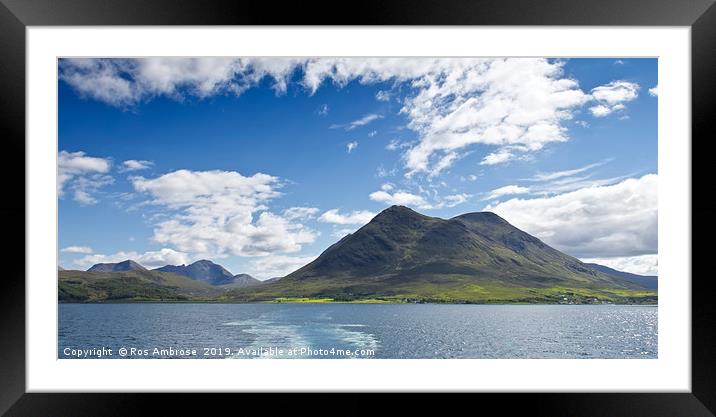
(215, 273, 262, 289)
(584, 263, 658, 290)
(155, 260, 235, 285)
(229, 206, 656, 303)
(87, 260, 146, 273)
(59, 269, 224, 302)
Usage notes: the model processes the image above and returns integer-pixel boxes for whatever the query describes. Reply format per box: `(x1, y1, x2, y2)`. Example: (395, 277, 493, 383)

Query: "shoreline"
(58, 300, 658, 306)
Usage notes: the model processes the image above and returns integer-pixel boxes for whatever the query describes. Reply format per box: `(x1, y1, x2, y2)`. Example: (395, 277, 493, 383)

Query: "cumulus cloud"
(247, 254, 317, 280)
(588, 80, 639, 117)
(398, 59, 592, 175)
(581, 254, 658, 276)
(480, 149, 516, 166)
(61, 58, 642, 176)
(484, 174, 657, 258)
(318, 209, 376, 225)
(346, 141, 358, 153)
(58, 150, 113, 204)
(648, 85, 658, 97)
(74, 248, 190, 269)
(369, 190, 431, 209)
(61, 246, 93, 254)
(484, 185, 530, 201)
(121, 159, 153, 172)
(59, 57, 302, 107)
(131, 169, 317, 258)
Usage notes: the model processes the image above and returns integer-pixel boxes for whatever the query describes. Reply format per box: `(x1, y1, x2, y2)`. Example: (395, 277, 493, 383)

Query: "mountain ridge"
(87, 260, 146, 273)
(226, 205, 657, 303)
(64, 206, 657, 304)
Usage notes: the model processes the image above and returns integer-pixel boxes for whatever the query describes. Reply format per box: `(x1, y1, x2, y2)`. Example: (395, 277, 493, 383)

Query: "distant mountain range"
(82, 259, 261, 287)
(61, 206, 657, 304)
(154, 260, 261, 286)
(584, 263, 657, 290)
(88, 260, 146, 273)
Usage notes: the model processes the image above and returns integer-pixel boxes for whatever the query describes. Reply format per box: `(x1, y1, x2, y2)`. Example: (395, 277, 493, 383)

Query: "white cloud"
(397, 59, 591, 175)
(438, 193, 470, 208)
(484, 174, 657, 258)
(74, 248, 190, 269)
(136, 248, 192, 268)
(575, 120, 589, 128)
(61, 246, 93, 254)
(59, 57, 302, 107)
(331, 113, 382, 131)
(529, 160, 610, 182)
(368, 130, 378, 137)
(318, 209, 376, 225)
(369, 190, 431, 209)
(247, 254, 317, 280)
(369, 187, 468, 210)
(61, 58, 642, 176)
(346, 141, 358, 153)
(63, 58, 590, 174)
(375, 90, 391, 101)
(317, 103, 329, 116)
(581, 254, 658, 276)
(375, 165, 397, 178)
(58, 150, 113, 204)
(484, 185, 530, 201)
(534, 173, 636, 195)
(588, 105, 612, 117)
(283, 206, 319, 221)
(648, 85, 658, 97)
(589, 80, 639, 117)
(480, 149, 516, 166)
(131, 169, 317, 258)
(386, 139, 412, 151)
(121, 159, 153, 172)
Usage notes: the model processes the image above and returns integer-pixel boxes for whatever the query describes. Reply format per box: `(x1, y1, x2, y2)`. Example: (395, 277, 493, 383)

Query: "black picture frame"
(1, 0, 714, 415)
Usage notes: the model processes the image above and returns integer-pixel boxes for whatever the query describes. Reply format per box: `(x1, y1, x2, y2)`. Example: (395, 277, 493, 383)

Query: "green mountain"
(228, 206, 656, 304)
(59, 206, 657, 304)
(59, 268, 225, 302)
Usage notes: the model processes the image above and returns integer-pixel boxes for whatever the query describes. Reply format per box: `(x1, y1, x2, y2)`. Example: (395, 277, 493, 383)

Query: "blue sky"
(58, 58, 658, 278)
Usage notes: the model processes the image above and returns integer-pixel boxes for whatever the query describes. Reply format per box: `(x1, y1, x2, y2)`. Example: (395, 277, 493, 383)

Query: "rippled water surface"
(59, 303, 657, 359)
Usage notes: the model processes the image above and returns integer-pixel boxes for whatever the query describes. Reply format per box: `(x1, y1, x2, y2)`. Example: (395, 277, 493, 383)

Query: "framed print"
(2, 0, 716, 415)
